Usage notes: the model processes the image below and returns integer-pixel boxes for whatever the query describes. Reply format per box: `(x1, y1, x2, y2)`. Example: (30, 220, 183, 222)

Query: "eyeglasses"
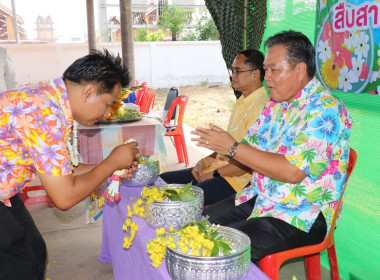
(228, 68, 256, 76)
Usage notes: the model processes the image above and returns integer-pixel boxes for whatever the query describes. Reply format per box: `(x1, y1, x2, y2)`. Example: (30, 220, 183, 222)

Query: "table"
(78, 117, 167, 171)
(99, 178, 269, 280)
(77, 117, 168, 223)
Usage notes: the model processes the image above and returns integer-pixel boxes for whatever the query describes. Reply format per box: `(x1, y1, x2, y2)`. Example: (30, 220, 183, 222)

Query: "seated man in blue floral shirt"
(192, 30, 352, 262)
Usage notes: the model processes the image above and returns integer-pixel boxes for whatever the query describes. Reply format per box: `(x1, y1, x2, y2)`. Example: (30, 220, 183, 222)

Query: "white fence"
(2, 41, 230, 88)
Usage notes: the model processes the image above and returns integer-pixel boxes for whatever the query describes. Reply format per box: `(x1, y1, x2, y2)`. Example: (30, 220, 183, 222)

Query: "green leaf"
(293, 133, 308, 145)
(218, 240, 232, 255)
(164, 189, 181, 201)
(305, 187, 322, 203)
(301, 148, 317, 163)
(197, 220, 207, 234)
(164, 189, 178, 194)
(211, 240, 219, 257)
(179, 191, 196, 201)
(182, 182, 192, 192)
(309, 162, 327, 176)
(304, 111, 313, 121)
(179, 182, 196, 201)
(292, 116, 301, 127)
(291, 216, 307, 231)
(321, 188, 333, 203)
(291, 184, 307, 197)
(247, 134, 259, 145)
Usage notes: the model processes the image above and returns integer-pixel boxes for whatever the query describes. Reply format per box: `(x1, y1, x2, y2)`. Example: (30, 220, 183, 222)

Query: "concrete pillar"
(99, 0, 109, 42)
(86, 0, 96, 52)
(119, 0, 135, 86)
(11, 0, 20, 44)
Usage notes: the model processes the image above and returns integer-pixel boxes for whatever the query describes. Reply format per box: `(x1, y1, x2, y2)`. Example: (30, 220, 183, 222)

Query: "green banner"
(315, 0, 380, 94)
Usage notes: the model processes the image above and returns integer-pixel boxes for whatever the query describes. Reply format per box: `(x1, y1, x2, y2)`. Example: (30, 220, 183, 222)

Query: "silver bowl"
(166, 226, 251, 280)
(122, 155, 159, 187)
(143, 184, 204, 228)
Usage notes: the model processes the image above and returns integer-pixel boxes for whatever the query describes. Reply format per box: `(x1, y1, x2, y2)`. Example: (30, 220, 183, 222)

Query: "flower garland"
(66, 120, 79, 167)
(104, 138, 138, 203)
(55, 84, 79, 167)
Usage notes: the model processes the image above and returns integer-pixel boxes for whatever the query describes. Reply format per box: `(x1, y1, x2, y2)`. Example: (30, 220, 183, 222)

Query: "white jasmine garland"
(66, 120, 79, 167)
(54, 82, 79, 167)
(105, 138, 138, 203)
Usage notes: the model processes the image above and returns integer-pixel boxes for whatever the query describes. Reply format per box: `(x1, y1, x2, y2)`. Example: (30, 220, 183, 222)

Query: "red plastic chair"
(19, 185, 55, 208)
(135, 86, 150, 106)
(140, 89, 156, 114)
(164, 96, 189, 167)
(258, 148, 357, 280)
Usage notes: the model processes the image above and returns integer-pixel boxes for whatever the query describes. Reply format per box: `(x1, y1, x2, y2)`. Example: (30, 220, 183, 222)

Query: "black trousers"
(160, 168, 237, 206)
(203, 194, 327, 262)
(0, 195, 46, 280)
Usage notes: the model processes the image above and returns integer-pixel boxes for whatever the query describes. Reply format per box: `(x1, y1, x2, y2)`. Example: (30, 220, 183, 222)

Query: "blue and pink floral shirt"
(235, 78, 352, 234)
(0, 78, 73, 206)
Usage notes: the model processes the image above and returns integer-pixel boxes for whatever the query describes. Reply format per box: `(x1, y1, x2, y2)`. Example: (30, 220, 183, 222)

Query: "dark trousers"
(203, 194, 327, 262)
(160, 168, 236, 206)
(0, 195, 46, 280)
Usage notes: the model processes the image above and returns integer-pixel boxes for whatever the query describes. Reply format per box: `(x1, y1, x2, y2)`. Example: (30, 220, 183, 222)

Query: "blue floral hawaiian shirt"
(235, 78, 352, 234)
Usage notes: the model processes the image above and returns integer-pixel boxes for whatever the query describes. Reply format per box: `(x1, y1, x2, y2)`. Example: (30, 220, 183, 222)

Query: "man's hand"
(191, 124, 235, 155)
(191, 159, 204, 181)
(198, 171, 213, 182)
(118, 160, 138, 179)
(106, 141, 140, 173)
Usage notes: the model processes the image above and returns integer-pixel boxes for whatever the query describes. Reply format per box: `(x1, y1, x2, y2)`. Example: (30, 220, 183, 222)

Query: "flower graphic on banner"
(319, 0, 327, 10)
(369, 71, 378, 83)
(321, 57, 341, 89)
(353, 32, 370, 59)
(351, 57, 365, 83)
(345, 31, 356, 50)
(338, 66, 355, 92)
(317, 39, 331, 62)
(316, 3, 374, 93)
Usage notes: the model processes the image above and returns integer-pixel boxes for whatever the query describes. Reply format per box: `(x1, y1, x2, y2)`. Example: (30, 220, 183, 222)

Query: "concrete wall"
(2, 41, 230, 88)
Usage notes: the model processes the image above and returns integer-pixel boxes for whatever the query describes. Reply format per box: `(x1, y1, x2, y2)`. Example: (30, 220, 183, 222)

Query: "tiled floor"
(29, 124, 332, 280)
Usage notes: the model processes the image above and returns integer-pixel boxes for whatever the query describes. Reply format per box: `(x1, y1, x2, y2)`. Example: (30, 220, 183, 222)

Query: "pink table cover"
(78, 118, 155, 164)
(77, 117, 168, 171)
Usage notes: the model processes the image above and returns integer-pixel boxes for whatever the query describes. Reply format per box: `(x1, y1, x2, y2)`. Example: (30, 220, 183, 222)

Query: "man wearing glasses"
(160, 49, 269, 206)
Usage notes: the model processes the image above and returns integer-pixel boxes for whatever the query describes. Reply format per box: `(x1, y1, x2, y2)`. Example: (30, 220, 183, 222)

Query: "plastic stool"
(19, 185, 55, 207)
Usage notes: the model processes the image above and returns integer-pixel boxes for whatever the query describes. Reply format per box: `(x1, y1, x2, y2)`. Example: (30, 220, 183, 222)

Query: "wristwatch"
(213, 169, 221, 177)
(228, 141, 240, 158)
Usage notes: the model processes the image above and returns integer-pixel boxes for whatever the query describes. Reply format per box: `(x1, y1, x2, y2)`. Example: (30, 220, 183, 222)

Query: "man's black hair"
(264, 30, 316, 78)
(238, 49, 265, 81)
(63, 49, 131, 94)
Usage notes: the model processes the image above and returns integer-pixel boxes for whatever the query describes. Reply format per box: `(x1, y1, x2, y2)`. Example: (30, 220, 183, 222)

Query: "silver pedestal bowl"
(143, 184, 204, 229)
(122, 155, 159, 187)
(166, 226, 251, 280)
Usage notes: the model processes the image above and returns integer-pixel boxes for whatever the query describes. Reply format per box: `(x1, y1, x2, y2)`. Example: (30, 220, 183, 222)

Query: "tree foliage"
(158, 5, 193, 41)
(196, 17, 218, 41)
(147, 30, 164, 41)
(135, 27, 148, 41)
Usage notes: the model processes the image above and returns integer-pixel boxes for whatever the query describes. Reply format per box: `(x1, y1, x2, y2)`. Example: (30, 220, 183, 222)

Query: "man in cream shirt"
(0, 47, 18, 92)
(160, 49, 269, 206)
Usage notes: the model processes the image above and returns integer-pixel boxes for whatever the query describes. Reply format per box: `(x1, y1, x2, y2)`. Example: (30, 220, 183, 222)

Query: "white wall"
(2, 41, 230, 88)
